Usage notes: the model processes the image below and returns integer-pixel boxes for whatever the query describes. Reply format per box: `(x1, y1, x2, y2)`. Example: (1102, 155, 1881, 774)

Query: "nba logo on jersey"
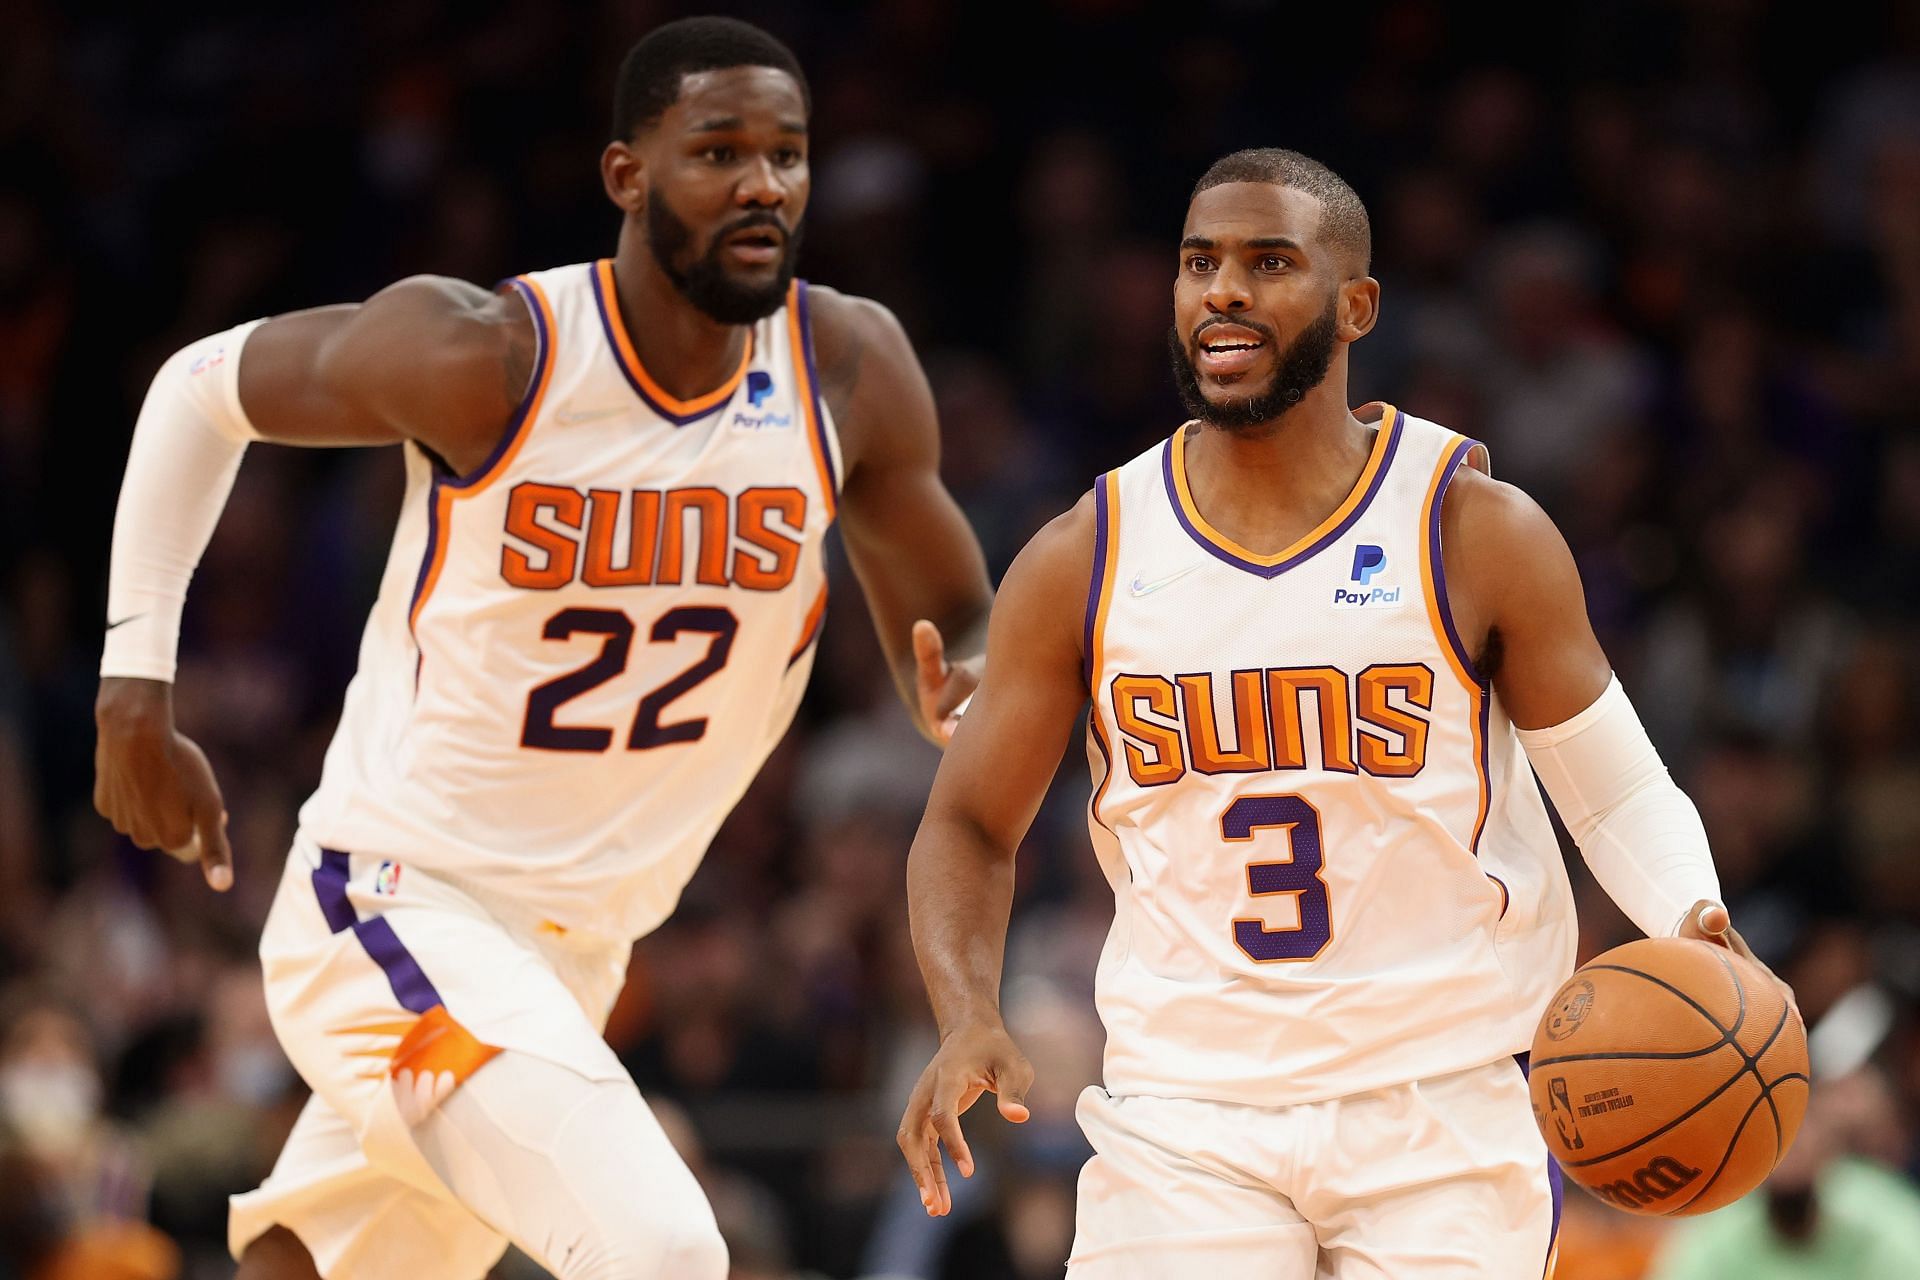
(374, 861, 402, 896)
(1332, 544, 1402, 609)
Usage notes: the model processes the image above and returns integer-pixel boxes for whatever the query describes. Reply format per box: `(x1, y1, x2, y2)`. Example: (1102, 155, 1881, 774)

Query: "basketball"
(1528, 938, 1809, 1217)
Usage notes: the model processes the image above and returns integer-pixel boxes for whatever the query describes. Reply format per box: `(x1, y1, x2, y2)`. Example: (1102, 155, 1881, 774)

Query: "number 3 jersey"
(1083, 407, 1576, 1107)
(299, 261, 840, 941)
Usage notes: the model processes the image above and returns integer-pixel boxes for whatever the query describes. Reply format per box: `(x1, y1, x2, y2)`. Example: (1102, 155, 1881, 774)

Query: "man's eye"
(1188, 256, 1214, 273)
(1261, 256, 1288, 271)
(704, 146, 735, 163)
(774, 148, 803, 167)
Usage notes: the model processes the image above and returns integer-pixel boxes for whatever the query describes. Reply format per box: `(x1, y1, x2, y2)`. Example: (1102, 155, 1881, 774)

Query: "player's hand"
(1679, 899, 1796, 1015)
(93, 677, 234, 891)
(896, 1022, 1034, 1216)
(912, 619, 981, 746)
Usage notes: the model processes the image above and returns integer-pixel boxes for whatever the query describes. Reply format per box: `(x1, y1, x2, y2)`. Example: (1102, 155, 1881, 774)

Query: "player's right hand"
(896, 1022, 1034, 1217)
(93, 677, 234, 891)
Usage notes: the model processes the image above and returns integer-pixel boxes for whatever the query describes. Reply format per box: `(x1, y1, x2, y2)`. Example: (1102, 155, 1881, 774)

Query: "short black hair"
(1191, 148, 1371, 275)
(610, 17, 809, 142)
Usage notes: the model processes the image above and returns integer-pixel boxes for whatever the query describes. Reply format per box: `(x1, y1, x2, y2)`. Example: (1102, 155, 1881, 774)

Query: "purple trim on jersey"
(590, 266, 733, 426)
(442, 277, 551, 492)
(402, 276, 552, 687)
(795, 281, 840, 494)
(1083, 475, 1111, 685)
(1474, 688, 1493, 856)
(311, 848, 444, 1015)
(1160, 411, 1403, 580)
(1514, 1052, 1565, 1272)
(1426, 437, 1485, 684)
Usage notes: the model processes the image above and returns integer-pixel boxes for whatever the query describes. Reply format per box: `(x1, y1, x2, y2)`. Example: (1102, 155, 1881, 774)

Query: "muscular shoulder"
(354, 275, 535, 397)
(313, 275, 534, 466)
(803, 285, 927, 470)
(1439, 464, 1584, 667)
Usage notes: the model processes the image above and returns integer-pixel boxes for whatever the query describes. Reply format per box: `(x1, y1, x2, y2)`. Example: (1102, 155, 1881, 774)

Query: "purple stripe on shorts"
(311, 847, 444, 1015)
(1514, 1052, 1564, 1272)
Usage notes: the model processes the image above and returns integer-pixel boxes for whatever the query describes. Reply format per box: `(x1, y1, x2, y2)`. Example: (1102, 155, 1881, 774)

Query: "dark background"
(3, 1, 1920, 1276)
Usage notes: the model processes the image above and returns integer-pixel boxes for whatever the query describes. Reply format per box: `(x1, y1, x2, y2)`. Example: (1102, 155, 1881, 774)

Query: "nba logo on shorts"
(374, 861, 402, 896)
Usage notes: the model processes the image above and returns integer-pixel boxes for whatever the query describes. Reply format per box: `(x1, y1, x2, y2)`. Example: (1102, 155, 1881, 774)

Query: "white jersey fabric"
(299, 259, 841, 940)
(1083, 406, 1576, 1108)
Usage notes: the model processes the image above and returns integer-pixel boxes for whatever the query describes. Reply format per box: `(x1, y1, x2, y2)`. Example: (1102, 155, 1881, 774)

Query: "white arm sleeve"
(1515, 675, 1722, 938)
(100, 320, 266, 683)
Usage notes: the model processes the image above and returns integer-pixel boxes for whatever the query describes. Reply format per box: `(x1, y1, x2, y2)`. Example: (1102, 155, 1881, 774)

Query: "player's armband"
(1516, 676, 1723, 938)
(101, 320, 266, 682)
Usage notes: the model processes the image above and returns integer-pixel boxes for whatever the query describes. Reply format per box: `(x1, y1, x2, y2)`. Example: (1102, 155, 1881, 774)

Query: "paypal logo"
(1333, 544, 1403, 609)
(746, 371, 774, 407)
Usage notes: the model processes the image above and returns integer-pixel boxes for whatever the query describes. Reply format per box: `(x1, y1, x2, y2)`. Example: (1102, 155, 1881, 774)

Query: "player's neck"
(1184, 382, 1375, 555)
(608, 240, 753, 403)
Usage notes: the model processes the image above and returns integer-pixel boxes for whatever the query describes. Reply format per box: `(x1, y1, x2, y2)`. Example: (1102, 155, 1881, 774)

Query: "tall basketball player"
(92, 19, 991, 1280)
(896, 149, 1789, 1277)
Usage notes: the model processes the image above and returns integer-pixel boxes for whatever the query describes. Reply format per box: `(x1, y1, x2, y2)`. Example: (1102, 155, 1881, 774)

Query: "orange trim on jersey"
(1168, 406, 1396, 567)
(789, 584, 828, 663)
(594, 258, 752, 416)
(408, 275, 559, 638)
(1418, 433, 1491, 854)
(327, 1018, 420, 1039)
(786, 280, 838, 521)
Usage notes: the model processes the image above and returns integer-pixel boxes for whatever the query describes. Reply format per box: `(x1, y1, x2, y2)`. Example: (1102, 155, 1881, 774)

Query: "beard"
(1167, 292, 1341, 432)
(645, 189, 802, 325)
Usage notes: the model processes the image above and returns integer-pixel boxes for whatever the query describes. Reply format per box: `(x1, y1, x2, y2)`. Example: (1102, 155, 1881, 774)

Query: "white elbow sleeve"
(1516, 676, 1722, 938)
(101, 320, 266, 682)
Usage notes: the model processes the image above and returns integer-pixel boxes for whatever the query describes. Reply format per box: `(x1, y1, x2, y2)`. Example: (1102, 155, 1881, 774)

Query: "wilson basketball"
(1528, 938, 1808, 1217)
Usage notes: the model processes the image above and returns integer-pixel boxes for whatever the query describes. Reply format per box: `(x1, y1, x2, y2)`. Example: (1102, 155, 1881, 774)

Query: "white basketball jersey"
(1084, 407, 1576, 1107)
(300, 260, 841, 940)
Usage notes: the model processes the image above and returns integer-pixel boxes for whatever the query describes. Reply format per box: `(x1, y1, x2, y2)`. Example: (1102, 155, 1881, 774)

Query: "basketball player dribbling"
(92, 19, 994, 1280)
(896, 149, 1794, 1277)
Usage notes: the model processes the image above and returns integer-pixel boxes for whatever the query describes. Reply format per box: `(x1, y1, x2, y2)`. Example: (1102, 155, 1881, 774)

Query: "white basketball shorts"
(1068, 1055, 1562, 1279)
(229, 835, 650, 1276)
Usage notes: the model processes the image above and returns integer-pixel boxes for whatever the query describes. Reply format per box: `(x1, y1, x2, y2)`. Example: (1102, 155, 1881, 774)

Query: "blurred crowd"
(4, 0, 1920, 1276)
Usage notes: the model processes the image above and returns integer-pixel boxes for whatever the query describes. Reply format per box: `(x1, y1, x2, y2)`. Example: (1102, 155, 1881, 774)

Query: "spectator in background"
(1651, 1076, 1920, 1279)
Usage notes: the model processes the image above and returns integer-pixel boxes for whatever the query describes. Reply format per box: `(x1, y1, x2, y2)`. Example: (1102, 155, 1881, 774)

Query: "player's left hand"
(913, 619, 981, 746)
(1679, 899, 1798, 1017)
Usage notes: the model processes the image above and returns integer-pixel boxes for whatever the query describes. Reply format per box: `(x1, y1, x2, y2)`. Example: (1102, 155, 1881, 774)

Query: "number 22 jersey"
(299, 261, 840, 941)
(1082, 408, 1576, 1106)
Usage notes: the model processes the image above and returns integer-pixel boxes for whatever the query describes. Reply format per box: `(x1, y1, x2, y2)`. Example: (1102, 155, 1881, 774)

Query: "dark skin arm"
(94, 278, 532, 889)
(896, 493, 1094, 1215)
(1442, 465, 1781, 965)
(808, 286, 993, 744)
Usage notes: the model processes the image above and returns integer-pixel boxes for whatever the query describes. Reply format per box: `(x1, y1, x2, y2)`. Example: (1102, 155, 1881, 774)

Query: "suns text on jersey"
(499, 482, 807, 592)
(1107, 664, 1435, 785)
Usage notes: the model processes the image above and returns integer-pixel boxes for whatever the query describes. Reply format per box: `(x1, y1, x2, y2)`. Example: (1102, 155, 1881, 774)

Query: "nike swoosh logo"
(105, 614, 143, 632)
(552, 403, 630, 426)
(1128, 564, 1202, 597)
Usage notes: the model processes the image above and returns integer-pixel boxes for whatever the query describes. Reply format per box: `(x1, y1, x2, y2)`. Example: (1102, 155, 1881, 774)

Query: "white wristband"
(1516, 676, 1723, 938)
(101, 321, 265, 683)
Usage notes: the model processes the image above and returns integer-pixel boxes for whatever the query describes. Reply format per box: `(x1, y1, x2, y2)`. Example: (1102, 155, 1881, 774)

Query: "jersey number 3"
(521, 606, 736, 752)
(1226, 794, 1332, 962)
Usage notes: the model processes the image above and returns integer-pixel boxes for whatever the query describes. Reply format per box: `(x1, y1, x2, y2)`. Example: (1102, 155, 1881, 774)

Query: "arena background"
(4, 0, 1920, 1276)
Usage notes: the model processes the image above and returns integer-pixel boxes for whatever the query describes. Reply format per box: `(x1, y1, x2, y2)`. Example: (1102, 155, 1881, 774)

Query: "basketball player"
(92, 19, 991, 1280)
(896, 149, 1788, 1277)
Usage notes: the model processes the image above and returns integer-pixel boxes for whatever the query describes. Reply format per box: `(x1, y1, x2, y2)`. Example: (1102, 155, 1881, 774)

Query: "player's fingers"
(1695, 901, 1730, 937)
(896, 1088, 939, 1208)
(195, 806, 234, 892)
(928, 1072, 974, 1178)
(924, 1131, 951, 1216)
(995, 1053, 1036, 1123)
(911, 619, 947, 681)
